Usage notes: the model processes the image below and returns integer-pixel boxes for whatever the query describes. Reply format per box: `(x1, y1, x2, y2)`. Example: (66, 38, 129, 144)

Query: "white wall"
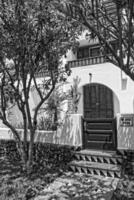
(62, 61, 134, 150)
(2, 60, 134, 149)
(117, 114, 134, 150)
(64, 33, 134, 115)
(65, 62, 134, 116)
(0, 114, 83, 147)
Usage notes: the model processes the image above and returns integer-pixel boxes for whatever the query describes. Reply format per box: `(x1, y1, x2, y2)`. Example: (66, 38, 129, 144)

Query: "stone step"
(68, 160, 122, 178)
(72, 150, 124, 165)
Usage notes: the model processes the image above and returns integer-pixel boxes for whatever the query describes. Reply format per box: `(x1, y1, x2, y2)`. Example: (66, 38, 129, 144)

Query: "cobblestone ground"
(34, 172, 119, 200)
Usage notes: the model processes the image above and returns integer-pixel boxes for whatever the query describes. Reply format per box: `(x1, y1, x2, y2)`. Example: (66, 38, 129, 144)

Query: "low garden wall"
(0, 114, 82, 168)
(0, 114, 83, 147)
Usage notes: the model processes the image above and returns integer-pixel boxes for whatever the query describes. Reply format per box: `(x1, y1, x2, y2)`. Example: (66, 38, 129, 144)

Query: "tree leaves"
(59, 0, 134, 80)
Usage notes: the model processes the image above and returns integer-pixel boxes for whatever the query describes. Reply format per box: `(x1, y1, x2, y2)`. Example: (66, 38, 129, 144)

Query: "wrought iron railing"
(68, 55, 112, 68)
(35, 67, 65, 78)
(35, 71, 49, 78)
(35, 55, 113, 77)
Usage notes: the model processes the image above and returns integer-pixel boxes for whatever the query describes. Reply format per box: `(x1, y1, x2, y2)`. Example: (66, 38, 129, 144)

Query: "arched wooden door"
(83, 84, 116, 150)
(83, 83, 114, 119)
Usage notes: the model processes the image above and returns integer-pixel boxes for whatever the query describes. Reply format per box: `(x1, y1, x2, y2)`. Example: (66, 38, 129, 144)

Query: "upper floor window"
(77, 46, 89, 59)
(77, 46, 101, 59)
(90, 47, 100, 57)
(77, 42, 117, 59)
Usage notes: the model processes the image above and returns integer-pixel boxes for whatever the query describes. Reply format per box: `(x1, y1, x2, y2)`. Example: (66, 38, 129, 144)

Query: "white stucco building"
(2, 35, 134, 152)
(52, 35, 134, 151)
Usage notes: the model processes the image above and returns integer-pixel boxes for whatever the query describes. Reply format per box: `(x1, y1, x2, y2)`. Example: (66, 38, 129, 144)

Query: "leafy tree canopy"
(59, 0, 134, 80)
(0, 0, 81, 171)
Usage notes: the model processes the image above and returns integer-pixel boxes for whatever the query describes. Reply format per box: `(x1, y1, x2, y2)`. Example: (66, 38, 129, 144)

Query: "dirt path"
(34, 172, 119, 200)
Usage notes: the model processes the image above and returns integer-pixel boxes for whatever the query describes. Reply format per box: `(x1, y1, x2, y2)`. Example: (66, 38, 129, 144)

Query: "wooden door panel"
(84, 84, 113, 119)
(83, 118, 117, 150)
(83, 84, 115, 150)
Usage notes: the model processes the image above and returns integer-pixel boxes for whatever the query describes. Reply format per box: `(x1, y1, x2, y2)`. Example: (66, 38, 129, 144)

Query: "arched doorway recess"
(83, 83, 114, 119)
(83, 83, 117, 150)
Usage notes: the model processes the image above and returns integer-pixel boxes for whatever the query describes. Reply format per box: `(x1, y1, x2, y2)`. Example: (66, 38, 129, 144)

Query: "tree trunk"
(20, 147, 28, 170)
(26, 129, 35, 173)
(1, 119, 28, 169)
(16, 141, 27, 164)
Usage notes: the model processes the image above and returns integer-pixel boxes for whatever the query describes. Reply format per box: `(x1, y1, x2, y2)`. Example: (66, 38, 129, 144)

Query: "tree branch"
(79, 9, 120, 65)
(126, 0, 134, 67)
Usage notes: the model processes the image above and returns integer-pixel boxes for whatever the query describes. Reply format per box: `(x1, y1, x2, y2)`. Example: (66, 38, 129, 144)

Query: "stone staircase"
(68, 149, 124, 178)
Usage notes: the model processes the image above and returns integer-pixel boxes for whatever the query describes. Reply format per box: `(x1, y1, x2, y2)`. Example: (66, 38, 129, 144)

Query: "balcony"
(35, 67, 65, 78)
(35, 71, 49, 78)
(35, 55, 113, 77)
(68, 55, 112, 68)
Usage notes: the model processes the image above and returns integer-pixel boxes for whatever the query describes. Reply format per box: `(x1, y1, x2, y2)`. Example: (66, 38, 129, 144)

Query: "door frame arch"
(82, 83, 117, 150)
(83, 83, 114, 119)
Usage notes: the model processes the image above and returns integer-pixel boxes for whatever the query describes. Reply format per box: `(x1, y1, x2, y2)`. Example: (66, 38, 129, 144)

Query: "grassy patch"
(0, 141, 74, 199)
(0, 157, 63, 200)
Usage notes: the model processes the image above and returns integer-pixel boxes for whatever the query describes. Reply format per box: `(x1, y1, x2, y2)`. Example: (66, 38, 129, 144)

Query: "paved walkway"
(34, 172, 119, 200)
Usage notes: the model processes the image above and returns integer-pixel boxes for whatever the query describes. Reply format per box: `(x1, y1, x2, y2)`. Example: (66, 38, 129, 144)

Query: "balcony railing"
(68, 55, 113, 68)
(35, 71, 50, 78)
(35, 67, 65, 78)
(35, 55, 113, 77)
